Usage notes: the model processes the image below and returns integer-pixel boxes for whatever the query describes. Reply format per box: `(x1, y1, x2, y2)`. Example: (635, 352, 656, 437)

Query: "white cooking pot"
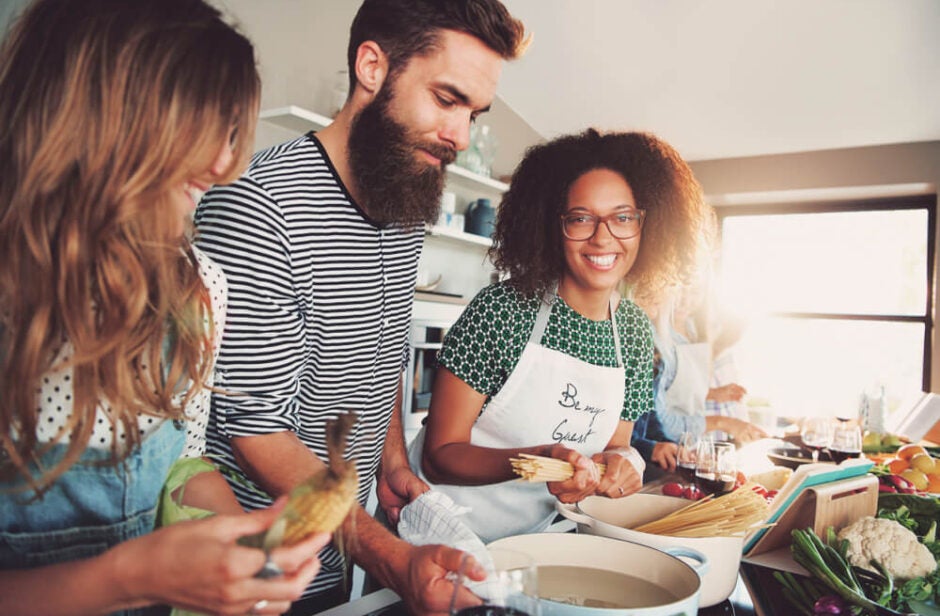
(556, 494, 744, 607)
(487, 533, 707, 616)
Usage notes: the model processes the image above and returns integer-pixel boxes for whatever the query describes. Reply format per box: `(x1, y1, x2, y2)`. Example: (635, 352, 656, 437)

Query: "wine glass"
(830, 420, 863, 464)
(450, 548, 540, 616)
(675, 432, 699, 490)
(694, 438, 737, 496)
(801, 416, 834, 463)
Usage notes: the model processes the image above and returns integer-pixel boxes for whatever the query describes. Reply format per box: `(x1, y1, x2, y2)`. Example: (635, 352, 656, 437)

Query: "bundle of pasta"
(631, 484, 770, 538)
(257, 412, 359, 550)
(510, 452, 606, 482)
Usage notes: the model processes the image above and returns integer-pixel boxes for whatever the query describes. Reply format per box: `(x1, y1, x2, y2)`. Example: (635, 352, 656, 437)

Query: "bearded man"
(193, 1, 527, 614)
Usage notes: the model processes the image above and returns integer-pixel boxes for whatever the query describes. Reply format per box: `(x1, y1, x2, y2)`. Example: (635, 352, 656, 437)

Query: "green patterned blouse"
(437, 282, 655, 420)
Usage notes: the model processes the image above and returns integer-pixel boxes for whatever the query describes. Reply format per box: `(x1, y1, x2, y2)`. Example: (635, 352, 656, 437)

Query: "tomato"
(661, 482, 684, 497)
(683, 485, 704, 500)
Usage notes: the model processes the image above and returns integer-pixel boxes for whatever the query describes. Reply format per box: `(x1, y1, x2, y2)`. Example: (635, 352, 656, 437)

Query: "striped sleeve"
(194, 177, 304, 437)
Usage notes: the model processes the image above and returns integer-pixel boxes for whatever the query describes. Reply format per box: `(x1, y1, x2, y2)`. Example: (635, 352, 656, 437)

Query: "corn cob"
(260, 412, 359, 550)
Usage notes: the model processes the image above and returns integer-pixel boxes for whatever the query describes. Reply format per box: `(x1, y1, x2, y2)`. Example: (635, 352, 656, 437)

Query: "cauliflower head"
(837, 516, 937, 580)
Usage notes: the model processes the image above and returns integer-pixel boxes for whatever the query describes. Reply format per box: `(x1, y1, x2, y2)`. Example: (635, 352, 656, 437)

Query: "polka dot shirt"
(33, 246, 227, 457)
(438, 282, 655, 420)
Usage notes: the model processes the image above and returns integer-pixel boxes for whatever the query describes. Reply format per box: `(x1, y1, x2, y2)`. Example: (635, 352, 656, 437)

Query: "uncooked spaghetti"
(510, 453, 606, 482)
(630, 484, 770, 538)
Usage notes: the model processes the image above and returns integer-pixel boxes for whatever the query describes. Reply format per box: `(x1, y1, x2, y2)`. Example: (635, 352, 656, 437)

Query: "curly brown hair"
(491, 129, 709, 299)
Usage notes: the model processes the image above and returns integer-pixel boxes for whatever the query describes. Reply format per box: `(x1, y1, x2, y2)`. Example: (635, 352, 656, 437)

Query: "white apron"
(408, 290, 626, 544)
(663, 342, 711, 416)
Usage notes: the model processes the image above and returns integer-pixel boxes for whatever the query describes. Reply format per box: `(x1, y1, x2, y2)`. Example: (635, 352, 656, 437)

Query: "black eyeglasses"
(560, 209, 646, 241)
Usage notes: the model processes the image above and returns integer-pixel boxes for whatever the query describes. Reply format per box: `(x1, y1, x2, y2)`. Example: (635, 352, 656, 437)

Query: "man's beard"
(347, 84, 457, 226)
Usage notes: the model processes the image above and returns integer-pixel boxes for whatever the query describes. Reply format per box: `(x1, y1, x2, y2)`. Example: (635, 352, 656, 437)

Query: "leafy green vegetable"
(875, 493, 940, 608)
(877, 493, 940, 537)
(789, 528, 916, 616)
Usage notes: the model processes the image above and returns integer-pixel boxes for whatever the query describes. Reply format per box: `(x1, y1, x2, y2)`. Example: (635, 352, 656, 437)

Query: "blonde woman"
(0, 1, 327, 614)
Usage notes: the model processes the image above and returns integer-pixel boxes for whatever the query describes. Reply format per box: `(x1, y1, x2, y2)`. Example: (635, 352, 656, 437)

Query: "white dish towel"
(397, 490, 498, 597)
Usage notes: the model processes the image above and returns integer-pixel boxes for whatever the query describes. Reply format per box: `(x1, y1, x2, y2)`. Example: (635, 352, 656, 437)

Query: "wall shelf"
(425, 224, 492, 247)
(259, 105, 332, 133)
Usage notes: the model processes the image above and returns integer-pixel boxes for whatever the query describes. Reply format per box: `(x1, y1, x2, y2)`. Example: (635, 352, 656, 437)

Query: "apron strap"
(609, 294, 623, 368)
(529, 288, 556, 345)
(530, 284, 624, 369)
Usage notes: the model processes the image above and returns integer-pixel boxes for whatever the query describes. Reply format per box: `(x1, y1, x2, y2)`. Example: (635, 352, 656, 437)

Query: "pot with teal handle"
(465, 198, 496, 238)
(487, 533, 706, 616)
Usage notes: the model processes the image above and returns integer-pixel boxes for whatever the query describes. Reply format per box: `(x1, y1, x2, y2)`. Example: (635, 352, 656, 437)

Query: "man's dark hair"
(347, 0, 528, 90)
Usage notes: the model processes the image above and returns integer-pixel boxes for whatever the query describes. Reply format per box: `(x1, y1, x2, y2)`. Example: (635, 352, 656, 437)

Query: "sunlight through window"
(716, 202, 932, 420)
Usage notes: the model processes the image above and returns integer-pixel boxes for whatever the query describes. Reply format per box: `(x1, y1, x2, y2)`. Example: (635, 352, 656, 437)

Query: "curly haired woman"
(0, 1, 327, 613)
(407, 128, 709, 542)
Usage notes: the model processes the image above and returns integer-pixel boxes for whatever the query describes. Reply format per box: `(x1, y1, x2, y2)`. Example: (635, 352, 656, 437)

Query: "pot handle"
(553, 501, 595, 527)
(661, 546, 710, 578)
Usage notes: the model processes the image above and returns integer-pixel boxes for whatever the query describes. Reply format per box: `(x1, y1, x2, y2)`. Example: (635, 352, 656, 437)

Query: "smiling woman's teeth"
(587, 254, 616, 267)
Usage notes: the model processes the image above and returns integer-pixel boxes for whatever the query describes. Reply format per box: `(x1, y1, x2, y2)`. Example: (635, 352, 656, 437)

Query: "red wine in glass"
(695, 471, 736, 495)
(829, 448, 861, 463)
(830, 422, 862, 464)
(804, 444, 828, 461)
(676, 462, 696, 484)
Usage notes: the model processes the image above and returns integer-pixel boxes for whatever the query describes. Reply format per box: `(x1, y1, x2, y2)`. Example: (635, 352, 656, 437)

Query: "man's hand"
(376, 464, 428, 526)
(393, 544, 485, 616)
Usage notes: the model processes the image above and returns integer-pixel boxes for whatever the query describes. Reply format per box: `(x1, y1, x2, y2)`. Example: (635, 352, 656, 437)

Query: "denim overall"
(1, 418, 185, 612)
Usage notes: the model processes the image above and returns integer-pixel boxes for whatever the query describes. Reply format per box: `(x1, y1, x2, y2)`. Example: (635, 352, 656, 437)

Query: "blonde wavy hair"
(0, 0, 260, 493)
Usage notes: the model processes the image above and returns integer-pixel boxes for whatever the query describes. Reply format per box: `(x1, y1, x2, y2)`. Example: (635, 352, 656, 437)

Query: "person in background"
(193, 0, 528, 613)
(630, 405, 678, 481)
(705, 309, 752, 435)
(0, 1, 328, 614)
(409, 129, 707, 543)
(641, 266, 767, 444)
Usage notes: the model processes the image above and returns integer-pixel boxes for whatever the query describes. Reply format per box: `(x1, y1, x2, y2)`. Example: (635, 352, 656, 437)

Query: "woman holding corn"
(410, 129, 708, 543)
(0, 1, 327, 613)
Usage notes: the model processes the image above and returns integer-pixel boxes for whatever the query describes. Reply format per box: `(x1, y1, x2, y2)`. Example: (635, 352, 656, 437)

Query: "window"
(715, 196, 935, 419)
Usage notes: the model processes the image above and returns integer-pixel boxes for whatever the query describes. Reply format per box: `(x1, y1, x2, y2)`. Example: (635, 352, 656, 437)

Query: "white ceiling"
(499, 0, 940, 162)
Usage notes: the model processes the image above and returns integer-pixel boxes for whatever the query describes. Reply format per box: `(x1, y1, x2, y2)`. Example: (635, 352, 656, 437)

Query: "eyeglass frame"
(559, 208, 646, 241)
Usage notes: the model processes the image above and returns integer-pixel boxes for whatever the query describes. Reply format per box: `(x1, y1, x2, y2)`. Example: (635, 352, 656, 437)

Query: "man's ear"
(353, 40, 388, 96)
